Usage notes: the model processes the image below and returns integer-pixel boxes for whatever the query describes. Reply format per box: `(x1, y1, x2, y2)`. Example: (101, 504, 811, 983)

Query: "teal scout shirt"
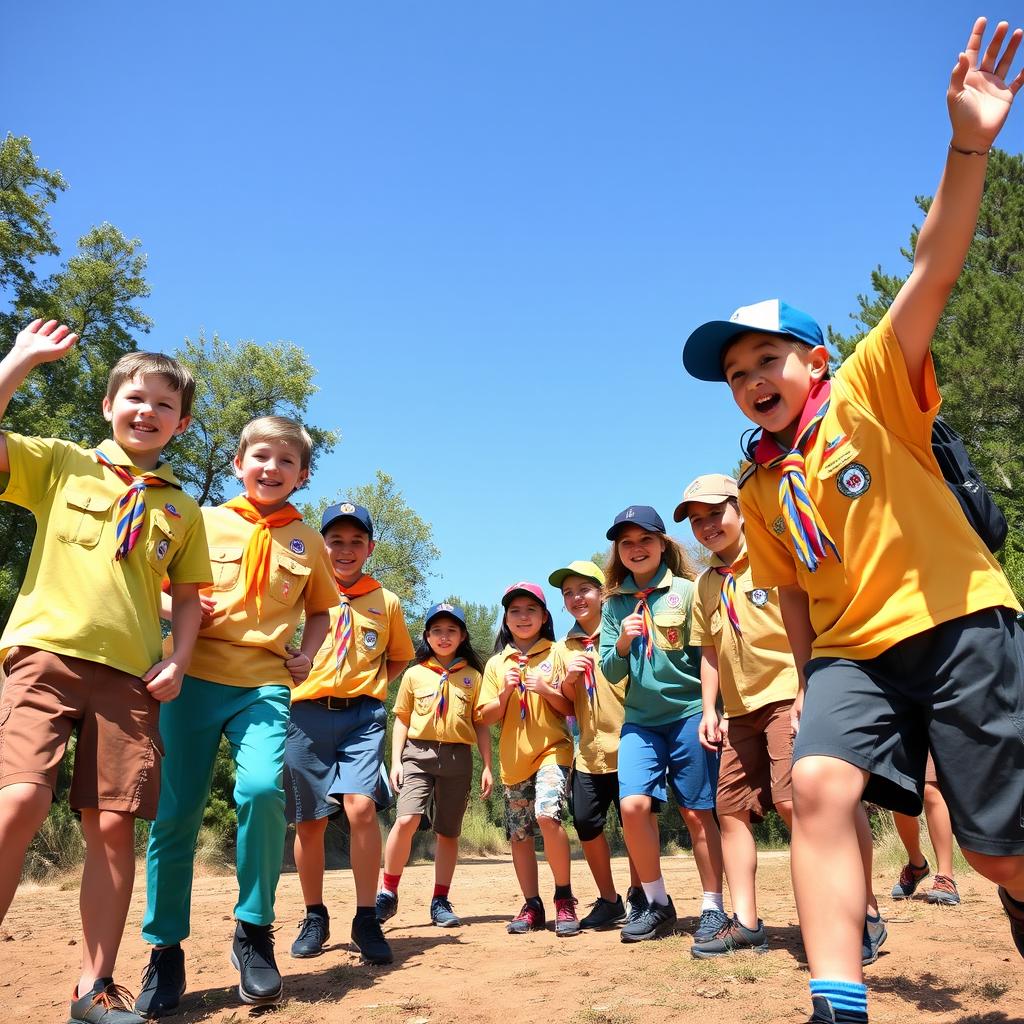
(599, 564, 701, 727)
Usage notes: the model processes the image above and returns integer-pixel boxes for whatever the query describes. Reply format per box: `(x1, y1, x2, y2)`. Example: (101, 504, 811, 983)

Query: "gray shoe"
(430, 895, 461, 927)
(620, 896, 677, 942)
(70, 980, 145, 1024)
(691, 915, 768, 958)
(135, 946, 185, 1018)
(862, 914, 887, 965)
(693, 906, 730, 942)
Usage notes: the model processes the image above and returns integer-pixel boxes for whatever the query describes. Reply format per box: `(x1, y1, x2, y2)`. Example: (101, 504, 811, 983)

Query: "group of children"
(0, 17, 1023, 1024)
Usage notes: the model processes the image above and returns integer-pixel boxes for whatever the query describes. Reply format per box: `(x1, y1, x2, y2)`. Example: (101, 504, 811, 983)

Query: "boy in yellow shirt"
(137, 416, 336, 1015)
(285, 502, 414, 965)
(0, 320, 210, 1024)
(682, 21, 1024, 1024)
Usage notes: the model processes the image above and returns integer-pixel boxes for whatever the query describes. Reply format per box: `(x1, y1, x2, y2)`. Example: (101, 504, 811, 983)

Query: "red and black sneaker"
(507, 898, 545, 934)
(554, 897, 581, 937)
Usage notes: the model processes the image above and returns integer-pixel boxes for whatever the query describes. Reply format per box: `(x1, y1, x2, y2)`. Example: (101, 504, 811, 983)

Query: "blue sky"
(6, 2, 1023, 631)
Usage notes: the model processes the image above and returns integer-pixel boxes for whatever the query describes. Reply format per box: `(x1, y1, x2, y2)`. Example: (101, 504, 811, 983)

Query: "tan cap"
(673, 474, 739, 522)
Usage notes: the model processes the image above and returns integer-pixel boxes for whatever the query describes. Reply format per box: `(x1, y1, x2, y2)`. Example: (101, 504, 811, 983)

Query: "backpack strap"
(737, 460, 757, 489)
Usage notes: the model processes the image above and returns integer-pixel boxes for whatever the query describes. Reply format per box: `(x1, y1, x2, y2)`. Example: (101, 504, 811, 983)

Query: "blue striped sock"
(809, 979, 868, 1021)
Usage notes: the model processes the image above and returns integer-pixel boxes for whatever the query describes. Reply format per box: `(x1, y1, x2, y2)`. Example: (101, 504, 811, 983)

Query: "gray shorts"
(796, 607, 1024, 856)
(395, 739, 473, 838)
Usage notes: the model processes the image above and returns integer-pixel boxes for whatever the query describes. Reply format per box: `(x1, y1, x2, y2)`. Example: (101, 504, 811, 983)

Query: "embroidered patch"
(749, 589, 769, 608)
(625, 507, 636, 519)
(289, 538, 306, 555)
(437, 601, 456, 613)
(339, 502, 356, 513)
(772, 516, 786, 536)
(164, 502, 181, 519)
(823, 433, 849, 456)
(666, 628, 680, 645)
(540, 660, 552, 673)
(363, 629, 378, 649)
(461, 676, 473, 688)
(666, 592, 682, 608)
(837, 463, 872, 499)
(156, 539, 169, 561)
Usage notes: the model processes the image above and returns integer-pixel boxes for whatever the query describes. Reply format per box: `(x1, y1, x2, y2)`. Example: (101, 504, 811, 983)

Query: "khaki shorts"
(0, 647, 163, 818)
(716, 699, 794, 821)
(395, 739, 473, 837)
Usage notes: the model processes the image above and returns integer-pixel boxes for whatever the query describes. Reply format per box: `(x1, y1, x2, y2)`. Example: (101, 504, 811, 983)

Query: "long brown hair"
(603, 532, 697, 596)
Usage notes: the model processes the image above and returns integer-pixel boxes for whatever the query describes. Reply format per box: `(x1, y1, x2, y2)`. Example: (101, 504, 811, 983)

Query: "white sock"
(641, 877, 668, 906)
(701, 891, 724, 913)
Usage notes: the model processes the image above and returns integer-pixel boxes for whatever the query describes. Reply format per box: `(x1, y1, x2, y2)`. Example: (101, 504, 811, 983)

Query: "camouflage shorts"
(503, 764, 569, 841)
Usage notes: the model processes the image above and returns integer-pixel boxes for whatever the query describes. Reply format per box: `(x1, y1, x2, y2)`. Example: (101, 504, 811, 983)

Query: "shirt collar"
(502, 638, 552, 660)
(619, 563, 673, 595)
(710, 540, 748, 572)
(96, 438, 181, 486)
(566, 622, 600, 643)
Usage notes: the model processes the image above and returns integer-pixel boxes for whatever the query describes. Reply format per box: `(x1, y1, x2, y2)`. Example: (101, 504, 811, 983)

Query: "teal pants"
(142, 675, 290, 945)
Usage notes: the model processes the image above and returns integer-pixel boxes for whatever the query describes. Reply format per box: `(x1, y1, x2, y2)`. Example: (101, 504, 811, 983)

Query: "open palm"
(14, 319, 79, 365)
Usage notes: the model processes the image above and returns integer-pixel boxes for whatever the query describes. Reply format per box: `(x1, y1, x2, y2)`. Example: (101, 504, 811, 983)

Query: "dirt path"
(2, 853, 1020, 1023)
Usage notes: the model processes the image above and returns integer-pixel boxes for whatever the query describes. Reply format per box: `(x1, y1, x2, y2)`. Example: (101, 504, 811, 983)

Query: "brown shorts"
(395, 739, 473, 837)
(924, 752, 938, 785)
(0, 647, 163, 818)
(716, 699, 794, 821)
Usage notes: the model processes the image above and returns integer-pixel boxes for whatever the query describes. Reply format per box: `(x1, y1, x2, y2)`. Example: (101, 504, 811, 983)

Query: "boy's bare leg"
(922, 782, 955, 879)
(343, 794, 382, 907)
(680, 806, 724, 893)
(78, 809, 135, 993)
(433, 834, 459, 889)
(856, 804, 880, 916)
(893, 811, 926, 865)
(791, 756, 868, 982)
(775, 800, 793, 831)
(961, 850, 1024, 899)
(620, 796, 661, 882)
(537, 816, 571, 887)
(0, 782, 52, 922)
(581, 833, 618, 901)
(382, 814, 420, 878)
(510, 836, 540, 898)
(721, 811, 758, 928)
(293, 817, 329, 907)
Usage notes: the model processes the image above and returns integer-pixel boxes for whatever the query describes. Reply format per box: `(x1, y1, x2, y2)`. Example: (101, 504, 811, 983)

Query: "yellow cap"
(548, 559, 606, 589)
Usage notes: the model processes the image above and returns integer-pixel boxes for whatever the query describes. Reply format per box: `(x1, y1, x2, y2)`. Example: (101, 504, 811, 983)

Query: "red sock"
(433, 883, 450, 899)
(383, 872, 402, 894)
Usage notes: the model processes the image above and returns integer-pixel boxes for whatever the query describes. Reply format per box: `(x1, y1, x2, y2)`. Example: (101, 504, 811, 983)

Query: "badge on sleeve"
(772, 516, 786, 536)
(289, 538, 306, 555)
(164, 503, 181, 519)
(666, 592, 682, 609)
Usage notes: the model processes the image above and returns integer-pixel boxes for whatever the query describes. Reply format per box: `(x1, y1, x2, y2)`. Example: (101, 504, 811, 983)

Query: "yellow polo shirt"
(393, 661, 482, 745)
(690, 545, 798, 718)
(184, 504, 338, 687)
(740, 312, 1020, 661)
(478, 640, 572, 786)
(291, 583, 414, 703)
(557, 627, 626, 774)
(0, 435, 210, 678)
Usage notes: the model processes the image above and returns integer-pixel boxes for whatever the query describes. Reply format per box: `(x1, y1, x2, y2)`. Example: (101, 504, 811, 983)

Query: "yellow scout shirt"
(291, 584, 414, 703)
(185, 504, 338, 687)
(0, 435, 210, 678)
(557, 626, 625, 774)
(740, 312, 1020, 661)
(393, 660, 482, 745)
(690, 544, 799, 718)
(477, 640, 572, 786)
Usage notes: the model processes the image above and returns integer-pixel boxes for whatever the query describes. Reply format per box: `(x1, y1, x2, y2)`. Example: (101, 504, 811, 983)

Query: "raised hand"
(12, 319, 80, 366)
(949, 17, 1024, 152)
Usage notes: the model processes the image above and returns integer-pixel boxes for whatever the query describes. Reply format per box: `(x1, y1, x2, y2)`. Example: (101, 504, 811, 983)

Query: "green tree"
(166, 333, 338, 505)
(829, 148, 1024, 587)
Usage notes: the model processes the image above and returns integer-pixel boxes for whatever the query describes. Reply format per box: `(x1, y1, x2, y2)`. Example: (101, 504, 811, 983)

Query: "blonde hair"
(236, 415, 313, 470)
(603, 533, 697, 596)
(106, 352, 196, 417)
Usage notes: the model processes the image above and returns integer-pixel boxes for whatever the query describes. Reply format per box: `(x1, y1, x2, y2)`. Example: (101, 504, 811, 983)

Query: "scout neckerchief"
(577, 632, 598, 704)
(423, 656, 468, 720)
(333, 575, 381, 671)
(715, 565, 742, 636)
(94, 449, 174, 561)
(513, 651, 530, 720)
(753, 378, 840, 572)
(633, 587, 657, 663)
(223, 495, 303, 618)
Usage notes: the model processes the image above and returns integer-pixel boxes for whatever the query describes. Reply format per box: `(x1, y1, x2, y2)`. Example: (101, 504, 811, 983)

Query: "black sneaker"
(70, 979, 146, 1024)
(620, 896, 677, 942)
(291, 906, 330, 958)
(624, 886, 648, 925)
(691, 914, 768, 958)
(580, 895, 627, 929)
(999, 886, 1024, 959)
(807, 995, 868, 1023)
(352, 911, 394, 964)
(375, 889, 398, 923)
(229, 922, 283, 1006)
(135, 945, 186, 1018)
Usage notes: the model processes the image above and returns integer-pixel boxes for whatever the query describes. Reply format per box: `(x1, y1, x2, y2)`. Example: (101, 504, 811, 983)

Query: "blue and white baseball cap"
(424, 601, 467, 628)
(682, 299, 825, 382)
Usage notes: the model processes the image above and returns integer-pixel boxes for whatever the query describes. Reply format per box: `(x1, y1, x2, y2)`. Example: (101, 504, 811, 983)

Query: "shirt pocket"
(55, 480, 116, 549)
(209, 547, 244, 592)
(653, 611, 687, 651)
(358, 617, 388, 656)
(268, 553, 312, 606)
(413, 684, 437, 716)
(709, 609, 724, 636)
(146, 510, 180, 575)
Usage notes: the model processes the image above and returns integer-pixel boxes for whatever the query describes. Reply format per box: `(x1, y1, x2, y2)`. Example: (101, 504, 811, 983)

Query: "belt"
(312, 695, 365, 711)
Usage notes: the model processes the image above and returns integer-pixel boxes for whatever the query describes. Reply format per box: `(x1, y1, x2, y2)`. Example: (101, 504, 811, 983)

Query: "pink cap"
(501, 581, 547, 608)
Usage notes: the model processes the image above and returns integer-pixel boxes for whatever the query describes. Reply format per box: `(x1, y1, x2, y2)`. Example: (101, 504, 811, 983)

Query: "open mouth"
(754, 393, 781, 415)
(130, 422, 157, 433)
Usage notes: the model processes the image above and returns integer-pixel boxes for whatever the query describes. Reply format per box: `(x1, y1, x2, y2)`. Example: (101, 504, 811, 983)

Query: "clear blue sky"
(6, 3, 1023, 630)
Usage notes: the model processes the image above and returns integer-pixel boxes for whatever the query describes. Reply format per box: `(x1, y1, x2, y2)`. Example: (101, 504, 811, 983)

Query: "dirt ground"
(2, 853, 1021, 1024)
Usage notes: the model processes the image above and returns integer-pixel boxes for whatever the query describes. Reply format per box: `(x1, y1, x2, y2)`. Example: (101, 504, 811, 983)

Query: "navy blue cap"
(424, 602, 467, 629)
(682, 298, 825, 382)
(606, 505, 666, 540)
(320, 501, 373, 539)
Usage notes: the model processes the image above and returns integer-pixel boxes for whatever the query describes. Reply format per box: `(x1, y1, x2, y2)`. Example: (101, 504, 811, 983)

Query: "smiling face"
(687, 499, 743, 562)
(323, 522, 374, 586)
(504, 596, 547, 646)
(560, 574, 602, 632)
(615, 525, 666, 584)
(722, 332, 829, 445)
(233, 438, 309, 514)
(425, 614, 466, 662)
(102, 373, 190, 468)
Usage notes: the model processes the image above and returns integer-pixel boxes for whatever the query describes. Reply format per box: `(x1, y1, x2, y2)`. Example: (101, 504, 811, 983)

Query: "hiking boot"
(890, 859, 929, 899)
(290, 906, 330, 958)
(70, 980, 146, 1024)
(554, 896, 581, 937)
(624, 886, 648, 925)
(691, 915, 768, 958)
(229, 922, 283, 1006)
(862, 915, 887, 966)
(998, 886, 1024, 959)
(430, 895, 461, 928)
(806, 995, 868, 1023)
(620, 896, 677, 942)
(351, 911, 394, 964)
(693, 906, 731, 942)
(375, 889, 399, 923)
(135, 945, 185, 1018)
(507, 898, 545, 934)
(580, 895, 626, 929)
(926, 875, 961, 906)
